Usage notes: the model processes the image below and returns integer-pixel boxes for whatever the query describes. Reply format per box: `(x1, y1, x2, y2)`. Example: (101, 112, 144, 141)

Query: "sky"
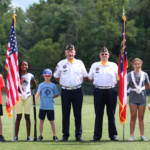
(11, 0, 40, 12)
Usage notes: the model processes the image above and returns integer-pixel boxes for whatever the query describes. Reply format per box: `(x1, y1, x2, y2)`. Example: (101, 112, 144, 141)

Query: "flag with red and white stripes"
(118, 14, 128, 124)
(5, 15, 19, 118)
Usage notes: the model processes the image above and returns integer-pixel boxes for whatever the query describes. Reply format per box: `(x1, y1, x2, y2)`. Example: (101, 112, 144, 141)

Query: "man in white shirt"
(88, 47, 119, 141)
(54, 44, 88, 141)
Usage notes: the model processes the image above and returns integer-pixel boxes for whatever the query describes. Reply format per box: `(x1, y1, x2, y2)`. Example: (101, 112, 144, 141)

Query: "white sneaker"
(141, 135, 148, 141)
(27, 136, 33, 141)
(12, 136, 18, 141)
(128, 135, 134, 141)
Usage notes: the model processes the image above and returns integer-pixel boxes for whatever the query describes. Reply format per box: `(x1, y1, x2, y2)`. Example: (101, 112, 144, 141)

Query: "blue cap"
(43, 69, 52, 75)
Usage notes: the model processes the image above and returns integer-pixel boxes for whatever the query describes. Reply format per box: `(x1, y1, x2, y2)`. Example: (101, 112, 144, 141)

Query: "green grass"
(1, 95, 150, 150)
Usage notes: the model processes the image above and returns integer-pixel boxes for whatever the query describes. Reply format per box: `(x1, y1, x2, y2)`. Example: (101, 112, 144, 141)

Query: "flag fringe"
(119, 99, 126, 124)
(5, 100, 19, 118)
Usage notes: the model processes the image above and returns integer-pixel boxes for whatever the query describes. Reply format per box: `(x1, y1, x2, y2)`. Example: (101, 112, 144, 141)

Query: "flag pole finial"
(12, 5, 17, 15)
(10, 5, 18, 15)
(123, 6, 125, 17)
(11, 5, 17, 28)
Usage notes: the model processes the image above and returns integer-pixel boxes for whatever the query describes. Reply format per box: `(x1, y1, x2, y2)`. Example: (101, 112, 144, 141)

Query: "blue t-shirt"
(37, 82, 59, 110)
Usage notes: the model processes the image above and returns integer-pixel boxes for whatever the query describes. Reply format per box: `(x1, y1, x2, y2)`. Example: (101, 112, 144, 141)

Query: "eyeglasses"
(100, 53, 108, 56)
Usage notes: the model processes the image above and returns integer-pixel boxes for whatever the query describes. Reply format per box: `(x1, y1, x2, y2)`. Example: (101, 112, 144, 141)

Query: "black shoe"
(111, 137, 119, 141)
(76, 137, 84, 142)
(60, 137, 68, 141)
(91, 138, 100, 141)
(38, 135, 43, 141)
(0, 135, 6, 142)
(53, 136, 58, 141)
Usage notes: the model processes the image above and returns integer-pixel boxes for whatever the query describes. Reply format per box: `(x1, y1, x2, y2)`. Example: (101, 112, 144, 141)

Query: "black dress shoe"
(91, 138, 100, 141)
(111, 137, 119, 141)
(76, 137, 84, 142)
(60, 137, 68, 141)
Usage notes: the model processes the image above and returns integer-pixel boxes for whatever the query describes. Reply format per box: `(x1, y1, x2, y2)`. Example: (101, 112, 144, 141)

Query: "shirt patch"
(63, 65, 67, 69)
(96, 67, 99, 71)
(96, 67, 100, 73)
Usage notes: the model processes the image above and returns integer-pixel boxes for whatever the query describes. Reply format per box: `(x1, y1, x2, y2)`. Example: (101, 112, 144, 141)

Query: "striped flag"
(118, 13, 128, 124)
(5, 15, 19, 118)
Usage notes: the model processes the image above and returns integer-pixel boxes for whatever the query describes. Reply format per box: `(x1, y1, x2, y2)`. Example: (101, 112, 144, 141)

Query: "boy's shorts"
(0, 104, 3, 116)
(16, 96, 31, 114)
(39, 109, 54, 121)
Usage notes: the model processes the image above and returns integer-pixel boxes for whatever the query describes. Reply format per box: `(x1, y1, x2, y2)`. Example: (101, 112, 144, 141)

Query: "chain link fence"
(1, 67, 150, 103)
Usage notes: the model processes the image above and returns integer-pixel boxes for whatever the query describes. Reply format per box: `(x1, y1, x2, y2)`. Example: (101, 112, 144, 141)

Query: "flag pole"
(12, 108, 15, 141)
(12, 6, 16, 142)
(123, 6, 125, 141)
(123, 124, 125, 141)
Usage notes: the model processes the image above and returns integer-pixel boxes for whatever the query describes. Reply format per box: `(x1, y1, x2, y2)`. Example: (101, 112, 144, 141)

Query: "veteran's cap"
(100, 47, 109, 53)
(66, 44, 75, 51)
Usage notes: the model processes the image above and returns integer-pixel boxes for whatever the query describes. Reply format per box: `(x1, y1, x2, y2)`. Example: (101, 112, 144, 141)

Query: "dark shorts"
(39, 109, 54, 121)
(129, 102, 146, 106)
(0, 104, 3, 116)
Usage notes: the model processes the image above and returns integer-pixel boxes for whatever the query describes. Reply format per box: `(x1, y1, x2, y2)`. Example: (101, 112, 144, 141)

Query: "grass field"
(1, 95, 150, 150)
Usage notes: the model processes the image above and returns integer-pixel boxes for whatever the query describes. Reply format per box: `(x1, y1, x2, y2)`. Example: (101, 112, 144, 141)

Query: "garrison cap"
(66, 44, 75, 51)
(100, 47, 109, 53)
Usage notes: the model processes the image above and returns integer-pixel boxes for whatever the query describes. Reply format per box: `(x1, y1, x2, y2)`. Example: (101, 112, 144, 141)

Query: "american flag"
(5, 15, 19, 118)
(118, 14, 128, 124)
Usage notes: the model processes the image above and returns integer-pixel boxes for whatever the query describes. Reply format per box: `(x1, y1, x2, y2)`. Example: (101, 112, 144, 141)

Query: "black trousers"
(93, 87, 118, 140)
(61, 88, 83, 138)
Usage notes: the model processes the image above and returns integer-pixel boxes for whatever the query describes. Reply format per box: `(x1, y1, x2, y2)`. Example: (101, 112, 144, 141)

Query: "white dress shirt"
(88, 61, 118, 86)
(54, 58, 88, 87)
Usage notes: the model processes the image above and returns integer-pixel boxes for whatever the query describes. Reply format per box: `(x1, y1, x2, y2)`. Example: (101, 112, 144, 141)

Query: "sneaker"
(27, 136, 33, 141)
(53, 136, 58, 141)
(128, 135, 134, 142)
(13, 136, 18, 141)
(38, 135, 43, 141)
(0, 135, 6, 142)
(141, 135, 148, 141)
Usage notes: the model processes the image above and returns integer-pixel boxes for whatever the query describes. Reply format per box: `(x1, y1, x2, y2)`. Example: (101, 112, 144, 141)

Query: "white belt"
(127, 86, 145, 94)
(62, 85, 81, 90)
(95, 85, 115, 89)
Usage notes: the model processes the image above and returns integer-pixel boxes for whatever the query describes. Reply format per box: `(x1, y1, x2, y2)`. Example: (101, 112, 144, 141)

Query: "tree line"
(0, 0, 150, 72)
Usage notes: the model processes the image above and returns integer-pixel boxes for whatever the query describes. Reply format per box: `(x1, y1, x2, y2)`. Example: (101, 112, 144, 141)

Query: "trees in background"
(0, 0, 150, 70)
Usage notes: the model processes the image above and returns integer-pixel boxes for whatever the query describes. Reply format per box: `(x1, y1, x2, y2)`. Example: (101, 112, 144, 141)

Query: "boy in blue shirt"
(35, 69, 59, 141)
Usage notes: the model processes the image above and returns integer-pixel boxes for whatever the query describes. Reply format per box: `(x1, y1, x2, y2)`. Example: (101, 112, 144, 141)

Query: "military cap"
(100, 47, 109, 53)
(66, 44, 75, 51)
